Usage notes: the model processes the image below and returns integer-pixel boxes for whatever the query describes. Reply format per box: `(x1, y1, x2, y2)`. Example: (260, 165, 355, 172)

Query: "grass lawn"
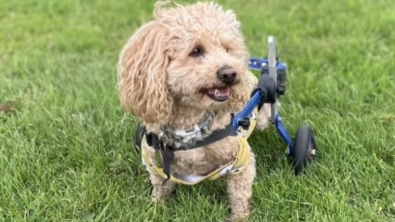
(1, 0, 395, 221)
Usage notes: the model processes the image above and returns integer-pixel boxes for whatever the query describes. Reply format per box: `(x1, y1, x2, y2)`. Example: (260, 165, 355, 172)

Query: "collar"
(159, 111, 216, 149)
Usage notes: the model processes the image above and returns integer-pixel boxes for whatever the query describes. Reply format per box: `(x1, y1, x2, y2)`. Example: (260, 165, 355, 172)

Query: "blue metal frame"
(232, 57, 294, 157)
(231, 91, 262, 132)
(274, 114, 294, 157)
(248, 57, 287, 71)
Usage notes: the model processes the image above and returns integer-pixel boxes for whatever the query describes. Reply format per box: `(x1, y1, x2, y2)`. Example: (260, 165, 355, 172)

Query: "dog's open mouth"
(205, 86, 230, 102)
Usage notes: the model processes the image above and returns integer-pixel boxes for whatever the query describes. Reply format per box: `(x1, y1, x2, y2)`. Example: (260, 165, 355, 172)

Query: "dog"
(117, 1, 277, 221)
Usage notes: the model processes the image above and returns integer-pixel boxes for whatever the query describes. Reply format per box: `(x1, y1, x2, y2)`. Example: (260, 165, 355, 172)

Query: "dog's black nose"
(217, 66, 237, 85)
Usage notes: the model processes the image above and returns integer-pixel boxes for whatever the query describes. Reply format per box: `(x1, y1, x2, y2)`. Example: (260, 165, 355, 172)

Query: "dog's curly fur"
(117, 2, 273, 221)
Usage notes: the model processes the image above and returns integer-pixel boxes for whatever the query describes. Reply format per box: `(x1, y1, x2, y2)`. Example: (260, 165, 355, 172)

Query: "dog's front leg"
(150, 174, 175, 203)
(225, 153, 256, 222)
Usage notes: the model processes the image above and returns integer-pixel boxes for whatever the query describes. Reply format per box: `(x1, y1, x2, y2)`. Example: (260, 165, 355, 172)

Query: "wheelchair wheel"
(292, 125, 317, 175)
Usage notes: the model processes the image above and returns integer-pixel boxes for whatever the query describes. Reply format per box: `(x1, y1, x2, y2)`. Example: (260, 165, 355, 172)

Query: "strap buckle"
(174, 124, 204, 143)
(162, 111, 214, 146)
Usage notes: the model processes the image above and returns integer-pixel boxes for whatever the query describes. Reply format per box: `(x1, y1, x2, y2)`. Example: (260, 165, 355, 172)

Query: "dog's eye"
(189, 46, 204, 57)
(225, 47, 230, 53)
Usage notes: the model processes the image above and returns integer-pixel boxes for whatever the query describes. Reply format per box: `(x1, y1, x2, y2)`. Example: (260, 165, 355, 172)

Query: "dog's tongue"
(208, 87, 230, 97)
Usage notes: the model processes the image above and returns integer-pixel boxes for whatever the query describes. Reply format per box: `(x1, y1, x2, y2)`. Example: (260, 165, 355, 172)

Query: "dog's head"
(118, 1, 249, 125)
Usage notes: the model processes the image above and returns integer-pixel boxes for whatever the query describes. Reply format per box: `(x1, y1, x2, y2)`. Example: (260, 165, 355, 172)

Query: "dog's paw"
(150, 185, 174, 203)
(255, 118, 270, 131)
(151, 192, 171, 203)
(151, 196, 164, 203)
(255, 102, 281, 131)
(255, 104, 271, 131)
(224, 216, 248, 222)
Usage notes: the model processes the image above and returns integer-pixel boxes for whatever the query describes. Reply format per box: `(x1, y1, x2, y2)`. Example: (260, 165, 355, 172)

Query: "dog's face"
(165, 21, 248, 110)
(163, 2, 249, 110)
(118, 2, 249, 124)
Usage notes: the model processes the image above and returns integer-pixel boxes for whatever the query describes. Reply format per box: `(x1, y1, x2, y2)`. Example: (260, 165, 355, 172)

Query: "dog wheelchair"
(234, 36, 317, 174)
(135, 36, 317, 175)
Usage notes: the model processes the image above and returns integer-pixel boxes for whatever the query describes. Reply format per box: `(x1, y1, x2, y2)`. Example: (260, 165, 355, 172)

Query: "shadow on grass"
(0, 100, 20, 116)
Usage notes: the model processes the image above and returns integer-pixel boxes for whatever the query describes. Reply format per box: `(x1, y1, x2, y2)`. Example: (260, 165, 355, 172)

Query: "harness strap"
(161, 145, 174, 184)
(145, 123, 237, 182)
(146, 123, 236, 151)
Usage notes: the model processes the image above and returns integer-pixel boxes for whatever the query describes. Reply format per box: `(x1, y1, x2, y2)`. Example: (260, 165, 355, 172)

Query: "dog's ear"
(117, 21, 173, 125)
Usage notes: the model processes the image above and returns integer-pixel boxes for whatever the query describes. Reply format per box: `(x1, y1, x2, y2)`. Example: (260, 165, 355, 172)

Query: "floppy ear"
(117, 21, 173, 125)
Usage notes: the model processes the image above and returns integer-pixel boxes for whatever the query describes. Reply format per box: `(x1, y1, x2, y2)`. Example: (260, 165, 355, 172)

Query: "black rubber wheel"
(292, 125, 316, 175)
(134, 122, 146, 149)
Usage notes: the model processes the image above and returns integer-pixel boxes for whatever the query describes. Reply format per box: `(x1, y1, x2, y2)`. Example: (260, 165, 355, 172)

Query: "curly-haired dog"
(117, 1, 275, 221)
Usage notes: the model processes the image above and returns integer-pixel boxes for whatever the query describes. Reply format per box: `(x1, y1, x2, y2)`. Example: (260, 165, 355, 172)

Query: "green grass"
(1, 0, 395, 221)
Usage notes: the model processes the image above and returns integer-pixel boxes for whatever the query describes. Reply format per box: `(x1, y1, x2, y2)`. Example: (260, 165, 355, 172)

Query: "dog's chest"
(171, 136, 239, 176)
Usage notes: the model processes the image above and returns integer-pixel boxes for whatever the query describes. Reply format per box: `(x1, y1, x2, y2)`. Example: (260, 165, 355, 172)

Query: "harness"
(141, 110, 257, 185)
(139, 73, 259, 185)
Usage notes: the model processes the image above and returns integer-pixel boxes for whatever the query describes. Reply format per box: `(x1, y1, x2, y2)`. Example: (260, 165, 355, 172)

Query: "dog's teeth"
(214, 89, 219, 96)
